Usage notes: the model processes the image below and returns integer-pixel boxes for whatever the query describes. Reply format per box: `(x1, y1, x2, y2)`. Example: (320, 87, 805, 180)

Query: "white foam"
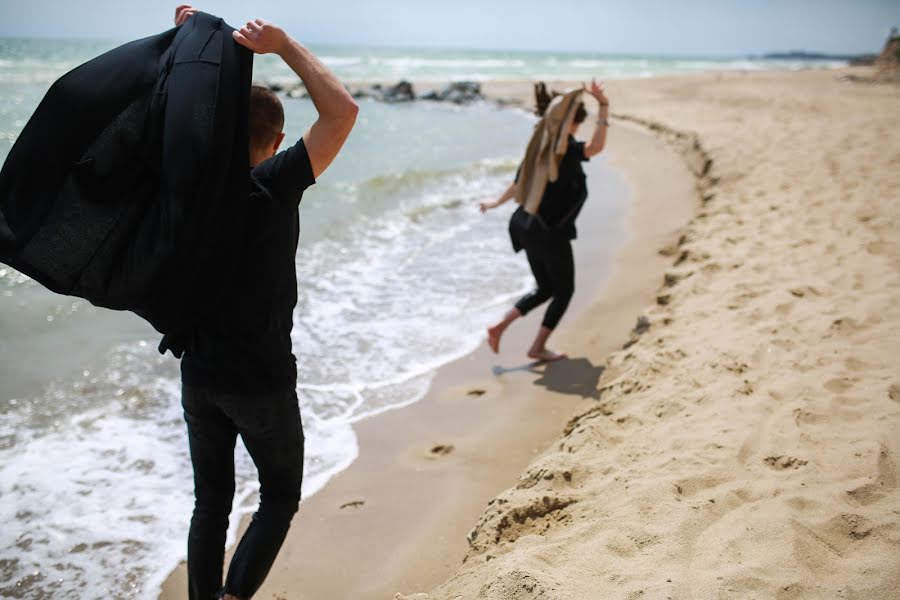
(321, 56, 364, 67)
(0, 338, 363, 599)
(0, 353, 192, 599)
(372, 57, 527, 69)
(285, 161, 535, 448)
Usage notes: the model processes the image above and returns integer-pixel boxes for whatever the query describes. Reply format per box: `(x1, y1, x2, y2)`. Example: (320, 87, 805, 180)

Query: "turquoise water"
(0, 38, 848, 87)
(253, 45, 849, 84)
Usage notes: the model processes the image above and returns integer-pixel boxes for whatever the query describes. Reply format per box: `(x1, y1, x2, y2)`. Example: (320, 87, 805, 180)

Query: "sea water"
(0, 39, 842, 599)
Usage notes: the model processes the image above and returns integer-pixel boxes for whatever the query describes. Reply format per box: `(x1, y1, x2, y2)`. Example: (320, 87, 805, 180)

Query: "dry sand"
(397, 70, 900, 599)
(161, 68, 900, 600)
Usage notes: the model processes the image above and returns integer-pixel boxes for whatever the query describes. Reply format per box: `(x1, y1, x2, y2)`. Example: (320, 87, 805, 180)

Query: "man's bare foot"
(487, 325, 503, 353)
(527, 348, 568, 362)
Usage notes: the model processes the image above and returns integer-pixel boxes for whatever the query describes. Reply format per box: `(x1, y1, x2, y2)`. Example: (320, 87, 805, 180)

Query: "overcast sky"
(0, 0, 897, 55)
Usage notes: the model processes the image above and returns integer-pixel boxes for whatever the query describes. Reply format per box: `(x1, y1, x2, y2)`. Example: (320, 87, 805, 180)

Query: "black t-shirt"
(538, 136, 589, 239)
(515, 136, 589, 241)
(179, 138, 316, 393)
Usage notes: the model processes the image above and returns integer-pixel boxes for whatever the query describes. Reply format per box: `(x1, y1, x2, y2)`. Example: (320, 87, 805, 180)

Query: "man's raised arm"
(233, 19, 358, 178)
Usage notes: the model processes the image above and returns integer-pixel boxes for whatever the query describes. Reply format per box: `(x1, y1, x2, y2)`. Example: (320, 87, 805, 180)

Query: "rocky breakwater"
(256, 79, 521, 106)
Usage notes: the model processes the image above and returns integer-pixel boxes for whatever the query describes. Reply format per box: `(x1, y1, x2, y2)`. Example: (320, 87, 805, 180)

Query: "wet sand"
(158, 83, 697, 599)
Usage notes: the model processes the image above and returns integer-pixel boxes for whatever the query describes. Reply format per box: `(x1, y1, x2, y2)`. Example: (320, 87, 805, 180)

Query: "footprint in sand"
(339, 500, 365, 510)
(866, 240, 893, 256)
(775, 301, 794, 315)
(889, 383, 900, 403)
(845, 443, 897, 506)
(793, 408, 826, 426)
(467, 389, 486, 397)
(824, 377, 857, 394)
(764, 456, 808, 470)
(672, 474, 729, 497)
(789, 513, 874, 573)
(830, 317, 866, 335)
(784, 496, 819, 512)
(844, 357, 868, 370)
(429, 444, 455, 457)
(663, 272, 683, 288)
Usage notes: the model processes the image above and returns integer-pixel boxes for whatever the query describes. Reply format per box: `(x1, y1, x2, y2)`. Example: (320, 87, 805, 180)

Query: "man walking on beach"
(167, 6, 357, 599)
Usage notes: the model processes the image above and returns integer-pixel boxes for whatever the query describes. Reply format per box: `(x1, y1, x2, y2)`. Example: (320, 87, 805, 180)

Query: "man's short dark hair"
(249, 85, 285, 151)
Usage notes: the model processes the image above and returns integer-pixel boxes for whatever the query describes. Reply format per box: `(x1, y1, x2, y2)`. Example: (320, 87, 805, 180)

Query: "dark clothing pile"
(0, 13, 253, 341)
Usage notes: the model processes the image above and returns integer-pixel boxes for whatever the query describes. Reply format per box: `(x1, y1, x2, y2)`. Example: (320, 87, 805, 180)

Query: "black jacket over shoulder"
(0, 13, 252, 352)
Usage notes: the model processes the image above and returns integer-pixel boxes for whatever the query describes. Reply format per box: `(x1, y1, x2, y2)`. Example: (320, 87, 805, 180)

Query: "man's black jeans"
(182, 385, 304, 600)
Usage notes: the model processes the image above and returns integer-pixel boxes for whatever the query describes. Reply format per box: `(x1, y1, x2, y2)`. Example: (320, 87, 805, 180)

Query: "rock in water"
(441, 81, 483, 104)
(384, 80, 415, 102)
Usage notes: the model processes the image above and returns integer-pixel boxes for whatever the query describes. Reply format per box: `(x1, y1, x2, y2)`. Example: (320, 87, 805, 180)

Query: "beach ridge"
(398, 69, 900, 599)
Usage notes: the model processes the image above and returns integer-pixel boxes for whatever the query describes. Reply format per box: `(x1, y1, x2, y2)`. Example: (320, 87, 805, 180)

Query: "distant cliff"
(875, 27, 900, 78)
(761, 50, 874, 64)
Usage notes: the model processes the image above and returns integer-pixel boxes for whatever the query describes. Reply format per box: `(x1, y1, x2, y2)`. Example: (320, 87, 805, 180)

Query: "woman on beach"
(480, 80, 609, 361)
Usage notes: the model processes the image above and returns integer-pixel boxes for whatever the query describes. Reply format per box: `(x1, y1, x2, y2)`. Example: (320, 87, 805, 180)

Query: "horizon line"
(0, 35, 879, 60)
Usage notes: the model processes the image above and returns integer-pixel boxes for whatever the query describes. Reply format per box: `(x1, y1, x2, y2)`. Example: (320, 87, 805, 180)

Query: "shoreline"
(158, 80, 698, 599)
(159, 67, 900, 599)
(402, 69, 900, 599)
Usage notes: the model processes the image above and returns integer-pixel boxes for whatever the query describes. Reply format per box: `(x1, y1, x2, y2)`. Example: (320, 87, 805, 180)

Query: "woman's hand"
(482, 181, 517, 212)
(479, 199, 499, 213)
(583, 78, 610, 158)
(232, 19, 290, 56)
(174, 4, 198, 26)
(584, 78, 609, 108)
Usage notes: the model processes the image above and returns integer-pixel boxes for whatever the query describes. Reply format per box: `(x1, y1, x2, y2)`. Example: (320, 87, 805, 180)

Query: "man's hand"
(241, 21, 357, 178)
(174, 4, 198, 26)
(233, 19, 289, 56)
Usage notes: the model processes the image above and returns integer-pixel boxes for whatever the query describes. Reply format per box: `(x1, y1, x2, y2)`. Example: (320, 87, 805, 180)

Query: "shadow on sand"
(492, 357, 604, 399)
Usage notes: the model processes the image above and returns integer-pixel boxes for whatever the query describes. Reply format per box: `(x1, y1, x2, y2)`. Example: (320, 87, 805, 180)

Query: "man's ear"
(273, 132, 286, 154)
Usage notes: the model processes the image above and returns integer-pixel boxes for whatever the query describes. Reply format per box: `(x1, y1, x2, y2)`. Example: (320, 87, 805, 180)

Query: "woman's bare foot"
(487, 325, 503, 353)
(486, 308, 522, 354)
(527, 325, 565, 362)
(528, 348, 568, 362)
